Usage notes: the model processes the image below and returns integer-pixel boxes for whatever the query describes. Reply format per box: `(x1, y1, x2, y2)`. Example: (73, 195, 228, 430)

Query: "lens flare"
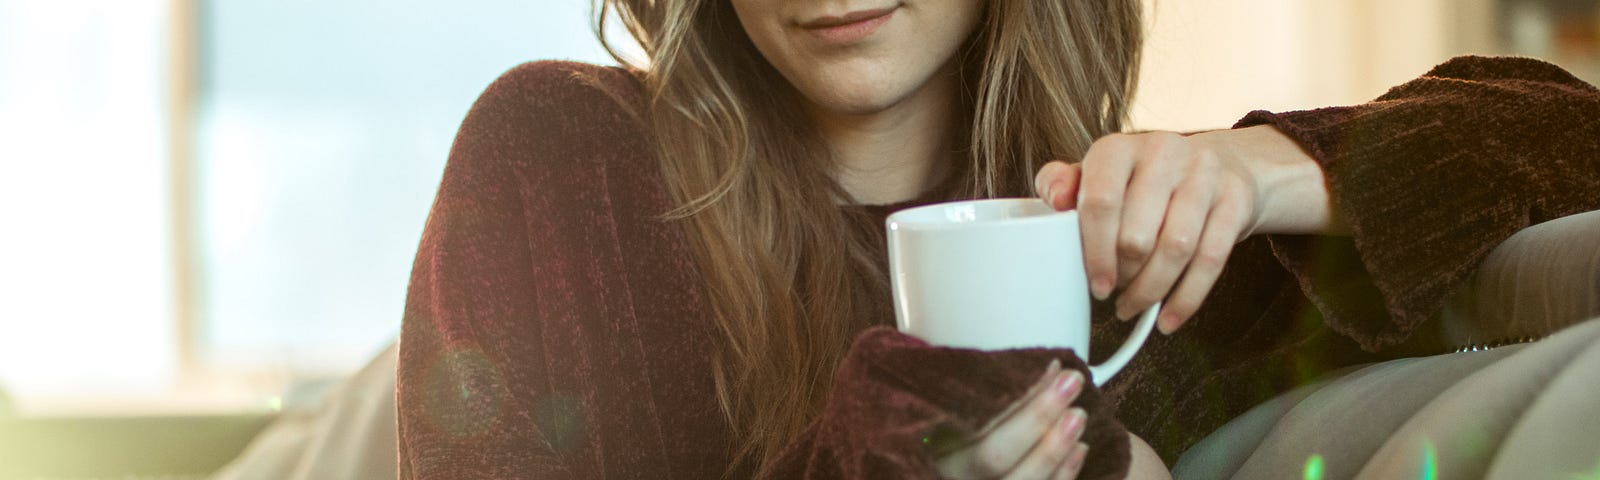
(1569, 455, 1600, 480)
(1420, 439, 1437, 480)
(1304, 454, 1325, 480)
(423, 348, 508, 438)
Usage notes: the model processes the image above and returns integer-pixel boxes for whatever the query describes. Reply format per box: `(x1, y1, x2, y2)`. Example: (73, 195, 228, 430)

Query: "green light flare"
(1420, 440, 1437, 480)
(1304, 454, 1325, 480)
(1567, 455, 1600, 480)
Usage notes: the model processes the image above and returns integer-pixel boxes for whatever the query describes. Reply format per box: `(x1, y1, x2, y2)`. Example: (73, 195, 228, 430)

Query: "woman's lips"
(799, 7, 897, 45)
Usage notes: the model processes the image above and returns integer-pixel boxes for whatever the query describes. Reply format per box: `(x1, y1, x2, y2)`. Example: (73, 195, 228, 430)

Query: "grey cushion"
(1174, 210, 1600, 480)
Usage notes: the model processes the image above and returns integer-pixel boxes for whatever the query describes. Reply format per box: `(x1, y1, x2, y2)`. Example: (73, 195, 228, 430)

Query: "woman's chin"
(799, 86, 913, 117)
(786, 62, 951, 118)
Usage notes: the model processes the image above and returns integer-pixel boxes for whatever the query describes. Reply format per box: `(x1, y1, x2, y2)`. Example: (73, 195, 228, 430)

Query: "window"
(192, 0, 633, 404)
(0, 0, 177, 412)
(0, 0, 636, 415)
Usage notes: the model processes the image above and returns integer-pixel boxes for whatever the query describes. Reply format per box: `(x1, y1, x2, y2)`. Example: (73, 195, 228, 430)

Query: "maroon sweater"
(396, 56, 1600, 478)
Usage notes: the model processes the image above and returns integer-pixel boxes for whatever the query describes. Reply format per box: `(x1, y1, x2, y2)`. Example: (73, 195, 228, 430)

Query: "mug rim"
(886, 198, 1077, 232)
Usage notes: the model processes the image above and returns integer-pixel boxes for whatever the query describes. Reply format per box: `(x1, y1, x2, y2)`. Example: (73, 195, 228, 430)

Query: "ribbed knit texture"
(397, 56, 1600, 478)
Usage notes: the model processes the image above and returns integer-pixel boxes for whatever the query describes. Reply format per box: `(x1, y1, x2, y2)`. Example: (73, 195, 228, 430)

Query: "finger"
(973, 359, 1062, 438)
(1113, 134, 1189, 290)
(1157, 185, 1249, 334)
(1000, 408, 1087, 480)
(1033, 162, 1082, 211)
(1115, 170, 1214, 320)
(1051, 443, 1090, 480)
(939, 369, 1085, 479)
(932, 359, 1061, 461)
(1077, 136, 1136, 300)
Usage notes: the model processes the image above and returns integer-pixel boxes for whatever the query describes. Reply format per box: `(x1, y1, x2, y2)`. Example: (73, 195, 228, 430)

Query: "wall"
(1132, 0, 1459, 131)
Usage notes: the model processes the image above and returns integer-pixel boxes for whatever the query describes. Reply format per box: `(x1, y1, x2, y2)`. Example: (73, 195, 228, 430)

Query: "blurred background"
(0, 0, 1596, 478)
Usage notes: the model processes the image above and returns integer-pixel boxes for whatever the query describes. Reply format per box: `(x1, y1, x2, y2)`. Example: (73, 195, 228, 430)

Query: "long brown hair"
(595, 0, 1142, 472)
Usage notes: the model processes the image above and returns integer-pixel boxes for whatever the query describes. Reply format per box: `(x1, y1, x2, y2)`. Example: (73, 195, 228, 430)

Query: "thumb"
(1035, 161, 1082, 211)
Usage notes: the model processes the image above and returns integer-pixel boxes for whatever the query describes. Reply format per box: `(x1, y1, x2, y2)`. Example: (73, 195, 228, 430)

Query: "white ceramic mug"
(886, 198, 1159, 386)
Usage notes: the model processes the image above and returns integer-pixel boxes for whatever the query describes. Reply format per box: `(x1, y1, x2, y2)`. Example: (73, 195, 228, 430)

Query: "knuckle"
(1175, 169, 1210, 191)
(1220, 177, 1256, 205)
(1035, 161, 1063, 182)
(1159, 234, 1196, 260)
(1142, 131, 1188, 156)
(1083, 138, 1118, 162)
(1196, 141, 1216, 164)
(1199, 146, 1224, 167)
(1194, 247, 1229, 270)
(1118, 233, 1153, 259)
(1079, 192, 1120, 214)
(1192, 151, 1222, 175)
(1097, 132, 1134, 148)
(1212, 198, 1245, 225)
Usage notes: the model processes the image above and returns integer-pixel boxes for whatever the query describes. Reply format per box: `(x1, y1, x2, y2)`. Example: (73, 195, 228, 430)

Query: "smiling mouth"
(798, 6, 898, 45)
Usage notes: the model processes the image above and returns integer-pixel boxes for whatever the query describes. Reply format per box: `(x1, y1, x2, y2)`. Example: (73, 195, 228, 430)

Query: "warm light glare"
(0, 0, 176, 409)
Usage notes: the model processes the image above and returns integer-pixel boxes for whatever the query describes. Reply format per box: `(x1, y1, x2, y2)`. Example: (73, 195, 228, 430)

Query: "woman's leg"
(1128, 433, 1172, 480)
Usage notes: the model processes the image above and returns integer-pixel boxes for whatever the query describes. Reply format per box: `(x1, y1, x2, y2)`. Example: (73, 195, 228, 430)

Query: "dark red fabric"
(1247, 56, 1600, 350)
(397, 56, 1600, 478)
(759, 328, 1129, 480)
(1089, 56, 1600, 461)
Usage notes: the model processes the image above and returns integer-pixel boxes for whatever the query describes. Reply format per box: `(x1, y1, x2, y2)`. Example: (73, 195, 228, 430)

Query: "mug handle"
(1088, 301, 1159, 386)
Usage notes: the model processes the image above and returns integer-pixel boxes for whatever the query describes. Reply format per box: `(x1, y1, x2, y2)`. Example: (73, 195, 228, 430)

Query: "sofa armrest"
(0, 414, 275, 479)
(1433, 209, 1600, 348)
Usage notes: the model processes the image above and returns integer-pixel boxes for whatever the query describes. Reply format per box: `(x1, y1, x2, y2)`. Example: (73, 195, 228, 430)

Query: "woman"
(396, 0, 1600, 478)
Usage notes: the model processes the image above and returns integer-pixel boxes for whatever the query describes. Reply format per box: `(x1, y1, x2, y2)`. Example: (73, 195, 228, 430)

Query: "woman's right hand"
(933, 360, 1091, 479)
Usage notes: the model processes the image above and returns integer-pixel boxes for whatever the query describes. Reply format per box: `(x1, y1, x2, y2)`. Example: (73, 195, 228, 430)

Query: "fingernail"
(1091, 277, 1112, 300)
(1054, 370, 1083, 398)
(1067, 442, 1090, 471)
(1047, 180, 1067, 209)
(1041, 183, 1054, 205)
(1037, 359, 1062, 388)
(1158, 311, 1179, 334)
(1060, 408, 1087, 441)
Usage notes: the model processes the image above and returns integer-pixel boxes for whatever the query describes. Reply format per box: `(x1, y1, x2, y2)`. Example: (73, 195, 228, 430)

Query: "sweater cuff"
(1230, 56, 1600, 351)
(1235, 108, 1489, 351)
(759, 327, 1131, 480)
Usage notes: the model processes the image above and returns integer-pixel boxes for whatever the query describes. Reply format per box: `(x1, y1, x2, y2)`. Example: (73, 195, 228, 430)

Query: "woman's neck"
(808, 68, 960, 205)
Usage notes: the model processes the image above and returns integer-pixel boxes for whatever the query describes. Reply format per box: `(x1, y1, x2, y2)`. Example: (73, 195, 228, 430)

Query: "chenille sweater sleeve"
(397, 63, 578, 479)
(1238, 56, 1600, 351)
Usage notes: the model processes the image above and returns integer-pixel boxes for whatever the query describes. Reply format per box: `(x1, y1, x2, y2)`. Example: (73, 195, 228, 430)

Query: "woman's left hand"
(1033, 125, 1336, 334)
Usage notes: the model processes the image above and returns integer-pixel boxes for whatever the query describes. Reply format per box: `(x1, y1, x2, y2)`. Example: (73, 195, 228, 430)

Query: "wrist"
(1194, 125, 1345, 236)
